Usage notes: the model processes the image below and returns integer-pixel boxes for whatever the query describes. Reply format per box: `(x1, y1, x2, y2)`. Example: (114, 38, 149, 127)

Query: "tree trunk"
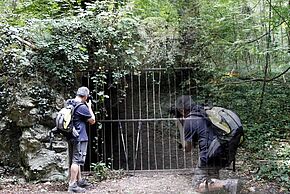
(288, 0, 290, 53)
(259, 0, 272, 110)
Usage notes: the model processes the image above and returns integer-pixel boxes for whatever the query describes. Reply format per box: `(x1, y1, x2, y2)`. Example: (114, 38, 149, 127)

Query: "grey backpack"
(205, 107, 244, 170)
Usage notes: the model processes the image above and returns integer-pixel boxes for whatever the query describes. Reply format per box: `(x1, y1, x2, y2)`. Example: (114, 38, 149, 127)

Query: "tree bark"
(288, 0, 290, 53)
(259, 0, 272, 110)
(13, 35, 38, 50)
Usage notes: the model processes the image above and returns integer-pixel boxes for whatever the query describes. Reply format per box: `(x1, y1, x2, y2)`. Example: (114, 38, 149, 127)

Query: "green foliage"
(257, 161, 290, 188)
(208, 77, 290, 188)
(90, 162, 111, 181)
(28, 85, 53, 116)
(211, 81, 290, 145)
(0, 0, 60, 26)
(133, 0, 179, 23)
(14, 0, 60, 18)
(0, 25, 36, 116)
(0, 0, 290, 189)
(21, 11, 145, 86)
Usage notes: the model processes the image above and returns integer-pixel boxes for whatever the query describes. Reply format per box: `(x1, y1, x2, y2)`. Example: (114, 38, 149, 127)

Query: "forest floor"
(0, 167, 288, 194)
(0, 148, 288, 194)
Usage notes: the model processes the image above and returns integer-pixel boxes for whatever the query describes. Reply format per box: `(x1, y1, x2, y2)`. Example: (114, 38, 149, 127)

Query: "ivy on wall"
(0, 0, 289, 187)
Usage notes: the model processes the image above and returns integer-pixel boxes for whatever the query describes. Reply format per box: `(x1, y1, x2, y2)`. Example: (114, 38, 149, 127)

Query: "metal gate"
(82, 67, 200, 172)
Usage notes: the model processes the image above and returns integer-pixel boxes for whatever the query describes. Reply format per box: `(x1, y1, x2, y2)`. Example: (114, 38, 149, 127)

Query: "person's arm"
(86, 100, 96, 125)
(183, 118, 197, 152)
(176, 119, 185, 148)
(177, 119, 193, 152)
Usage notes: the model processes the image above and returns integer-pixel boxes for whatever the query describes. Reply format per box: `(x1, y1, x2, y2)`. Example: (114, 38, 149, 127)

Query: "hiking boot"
(224, 179, 242, 194)
(77, 179, 91, 188)
(68, 182, 86, 193)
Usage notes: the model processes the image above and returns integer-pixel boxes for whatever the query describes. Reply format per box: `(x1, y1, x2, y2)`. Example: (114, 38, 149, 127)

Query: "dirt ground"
(0, 169, 288, 194)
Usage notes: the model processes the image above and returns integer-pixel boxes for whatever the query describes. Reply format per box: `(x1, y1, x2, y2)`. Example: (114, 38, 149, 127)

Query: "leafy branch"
(12, 35, 38, 50)
(245, 21, 284, 44)
(216, 66, 290, 86)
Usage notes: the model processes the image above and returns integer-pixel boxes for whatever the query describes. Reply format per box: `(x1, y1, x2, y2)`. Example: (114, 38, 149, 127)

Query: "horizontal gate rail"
(76, 66, 195, 73)
(99, 118, 186, 122)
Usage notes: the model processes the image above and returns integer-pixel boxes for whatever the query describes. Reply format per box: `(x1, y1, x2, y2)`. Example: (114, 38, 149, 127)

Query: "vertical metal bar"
(119, 122, 128, 170)
(138, 73, 143, 170)
(158, 71, 165, 169)
(87, 72, 92, 171)
(134, 121, 142, 174)
(145, 71, 150, 170)
(181, 70, 186, 169)
(152, 71, 157, 169)
(174, 71, 179, 169)
(131, 72, 136, 171)
(117, 84, 121, 169)
(95, 71, 99, 164)
(189, 69, 194, 169)
(195, 65, 200, 169)
(167, 73, 172, 169)
(109, 71, 113, 169)
(102, 70, 106, 163)
(124, 77, 129, 171)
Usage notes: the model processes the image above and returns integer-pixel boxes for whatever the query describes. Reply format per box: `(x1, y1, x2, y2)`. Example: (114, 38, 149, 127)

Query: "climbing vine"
(0, 0, 289, 188)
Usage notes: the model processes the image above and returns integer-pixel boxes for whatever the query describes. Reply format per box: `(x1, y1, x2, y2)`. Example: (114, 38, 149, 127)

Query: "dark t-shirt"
(183, 106, 215, 167)
(67, 99, 92, 142)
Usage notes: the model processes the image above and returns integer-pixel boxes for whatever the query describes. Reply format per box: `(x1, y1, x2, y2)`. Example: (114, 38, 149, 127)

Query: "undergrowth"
(211, 78, 290, 189)
(90, 162, 124, 182)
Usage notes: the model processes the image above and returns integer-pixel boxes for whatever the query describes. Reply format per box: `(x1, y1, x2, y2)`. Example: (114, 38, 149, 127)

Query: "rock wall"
(0, 77, 70, 181)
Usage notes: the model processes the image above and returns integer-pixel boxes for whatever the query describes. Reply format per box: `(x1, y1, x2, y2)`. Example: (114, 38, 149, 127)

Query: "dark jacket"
(183, 105, 216, 168)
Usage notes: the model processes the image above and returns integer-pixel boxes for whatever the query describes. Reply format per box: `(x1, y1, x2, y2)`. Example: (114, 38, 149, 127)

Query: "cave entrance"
(81, 67, 199, 172)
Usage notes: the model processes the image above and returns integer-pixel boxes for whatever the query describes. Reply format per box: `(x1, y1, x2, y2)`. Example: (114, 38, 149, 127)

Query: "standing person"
(174, 95, 241, 193)
(67, 86, 96, 193)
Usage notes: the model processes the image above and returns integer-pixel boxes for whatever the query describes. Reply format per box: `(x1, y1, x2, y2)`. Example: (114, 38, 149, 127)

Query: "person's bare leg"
(77, 166, 82, 181)
(68, 163, 86, 193)
(69, 163, 79, 184)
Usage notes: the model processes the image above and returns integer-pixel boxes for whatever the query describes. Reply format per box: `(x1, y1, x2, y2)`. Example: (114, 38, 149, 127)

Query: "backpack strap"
(219, 109, 242, 131)
(72, 102, 84, 116)
(187, 106, 212, 130)
(69, 102, 85, 129)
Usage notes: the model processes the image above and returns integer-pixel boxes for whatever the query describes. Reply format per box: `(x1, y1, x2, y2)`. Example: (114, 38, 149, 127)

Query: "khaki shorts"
(68, 140, 88, 166)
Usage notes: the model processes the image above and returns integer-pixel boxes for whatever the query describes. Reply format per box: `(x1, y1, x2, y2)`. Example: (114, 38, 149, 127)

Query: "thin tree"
(259, 0, 272, 110)
(288, 0, 290, 53)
